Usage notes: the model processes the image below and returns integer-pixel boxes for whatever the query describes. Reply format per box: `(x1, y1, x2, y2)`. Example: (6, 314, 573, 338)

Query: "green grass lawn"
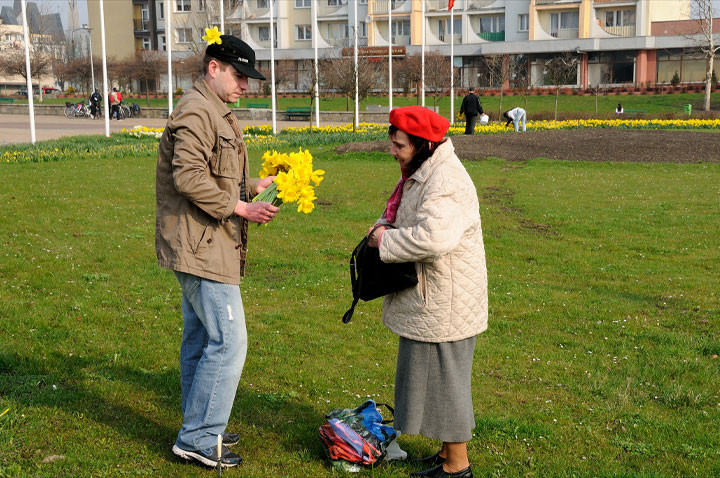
(13, 90, 718, 118)
(0, 137, 718, 477)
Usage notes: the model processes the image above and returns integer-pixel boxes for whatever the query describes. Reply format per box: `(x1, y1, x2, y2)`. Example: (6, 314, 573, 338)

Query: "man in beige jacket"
(156, 35, 278, 468)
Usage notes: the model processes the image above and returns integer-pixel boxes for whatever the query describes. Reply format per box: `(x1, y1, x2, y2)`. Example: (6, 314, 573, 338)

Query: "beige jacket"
(155, 78, 260, 284)
(378, 138, 488, 342)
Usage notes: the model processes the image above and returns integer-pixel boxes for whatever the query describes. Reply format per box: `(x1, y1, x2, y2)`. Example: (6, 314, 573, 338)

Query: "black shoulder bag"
(342, 225, 418, 324)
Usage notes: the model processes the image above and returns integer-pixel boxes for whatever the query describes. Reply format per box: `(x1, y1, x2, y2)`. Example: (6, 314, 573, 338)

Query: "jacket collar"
(193, 77, 233, 120)
(410, 138, 455, 184)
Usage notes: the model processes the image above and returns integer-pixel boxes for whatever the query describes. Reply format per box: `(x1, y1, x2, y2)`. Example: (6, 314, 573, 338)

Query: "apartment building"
(87, 0, 717, 93)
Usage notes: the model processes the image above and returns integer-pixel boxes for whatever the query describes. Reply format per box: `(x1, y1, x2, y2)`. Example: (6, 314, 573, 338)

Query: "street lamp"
(71, 24, 95, 92)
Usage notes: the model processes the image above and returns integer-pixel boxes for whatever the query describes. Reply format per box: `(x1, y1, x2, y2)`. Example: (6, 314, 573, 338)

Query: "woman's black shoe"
(414, 451, 446, 466)
(410, 464, 473, 478)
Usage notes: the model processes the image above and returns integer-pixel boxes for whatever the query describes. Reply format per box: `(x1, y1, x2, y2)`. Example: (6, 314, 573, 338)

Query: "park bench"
(0, 97, 14, 104)
(285, 106, 312, 120)
(624, 109, 647, 115)
(247, 102, 269, 108)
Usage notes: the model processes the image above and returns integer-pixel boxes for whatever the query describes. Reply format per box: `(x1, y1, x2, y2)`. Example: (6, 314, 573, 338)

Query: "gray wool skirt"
(394, 335, 477, 443)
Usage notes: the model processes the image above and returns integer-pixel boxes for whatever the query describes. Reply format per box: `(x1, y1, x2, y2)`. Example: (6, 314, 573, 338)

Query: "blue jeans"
(174, 271, 248, 451)
(513, 111, 527, 132)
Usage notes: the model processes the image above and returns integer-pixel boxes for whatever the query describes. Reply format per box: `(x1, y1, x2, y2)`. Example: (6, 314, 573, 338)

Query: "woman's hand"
(256, 176, 276, 194)
(367, 225, 387, 248)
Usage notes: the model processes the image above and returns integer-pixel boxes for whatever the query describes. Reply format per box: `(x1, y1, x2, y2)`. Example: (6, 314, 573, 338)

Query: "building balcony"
(466, 0, 497, 10)
(371, 0, 409, 15)
(425, 0, 464, 12)
(438, 33, 461, 43)
(318, 1, 348, 17)
(536, 0, 579, 5)
(478, 31, 504, 41)
(134, 19, 150, 32)
(604, 25, 636, 37)
(550, 28, 578, 39)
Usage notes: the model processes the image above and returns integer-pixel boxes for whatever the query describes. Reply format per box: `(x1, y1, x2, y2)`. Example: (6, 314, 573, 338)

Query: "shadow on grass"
(0, 349, 337, 466)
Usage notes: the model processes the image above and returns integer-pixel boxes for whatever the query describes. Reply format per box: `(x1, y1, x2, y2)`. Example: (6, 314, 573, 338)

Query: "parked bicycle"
(64, 101, 91, 118)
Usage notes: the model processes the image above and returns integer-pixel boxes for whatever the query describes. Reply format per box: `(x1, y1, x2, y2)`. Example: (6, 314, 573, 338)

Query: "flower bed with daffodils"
(2, 119, 718, 165)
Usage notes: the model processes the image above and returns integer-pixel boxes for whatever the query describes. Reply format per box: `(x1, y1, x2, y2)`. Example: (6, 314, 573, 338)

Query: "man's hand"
(234, 200, 279, 224)
(257, 176, 276, 194)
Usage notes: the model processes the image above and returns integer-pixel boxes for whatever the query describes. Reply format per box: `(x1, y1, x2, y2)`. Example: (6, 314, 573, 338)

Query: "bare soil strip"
(336, 129, 720, 163)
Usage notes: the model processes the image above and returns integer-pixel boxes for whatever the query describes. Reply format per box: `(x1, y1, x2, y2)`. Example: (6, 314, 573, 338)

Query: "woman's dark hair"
(388, 125, 439, 176)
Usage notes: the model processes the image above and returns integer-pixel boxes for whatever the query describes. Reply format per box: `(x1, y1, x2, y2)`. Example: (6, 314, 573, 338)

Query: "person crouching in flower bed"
(367, 106, 488, 478)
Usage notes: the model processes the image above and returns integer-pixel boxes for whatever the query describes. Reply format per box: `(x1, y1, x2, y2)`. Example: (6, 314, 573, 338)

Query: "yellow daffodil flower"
(202, 27, 222, 46)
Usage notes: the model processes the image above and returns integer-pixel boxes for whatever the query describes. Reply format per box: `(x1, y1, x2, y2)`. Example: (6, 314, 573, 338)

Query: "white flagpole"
(270, 0, 277, 134)
(220, 0, 225, 32)
(421, 0, 425, 107)
(99, 0, 110, 137)
(449, 5, 454, 123)
(388, 0, 392, 111)
(166, 0, 173, 115)
(353, 0, 358, 128)
(20, 0, 35, 144)
(313, 0, 319, 127)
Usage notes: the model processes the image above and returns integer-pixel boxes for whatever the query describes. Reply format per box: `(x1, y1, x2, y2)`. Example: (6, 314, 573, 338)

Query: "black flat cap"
(206, 35, 266, 81)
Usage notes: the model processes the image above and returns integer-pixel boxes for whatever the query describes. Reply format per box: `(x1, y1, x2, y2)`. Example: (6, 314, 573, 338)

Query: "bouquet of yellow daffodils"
(252, 148, 324, 214)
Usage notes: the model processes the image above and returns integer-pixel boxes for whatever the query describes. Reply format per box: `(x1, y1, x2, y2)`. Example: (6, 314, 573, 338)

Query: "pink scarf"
(382, 168, 410, 224)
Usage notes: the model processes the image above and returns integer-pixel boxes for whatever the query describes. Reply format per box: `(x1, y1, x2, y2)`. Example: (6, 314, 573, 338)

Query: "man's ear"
(207, 59, 219, 78)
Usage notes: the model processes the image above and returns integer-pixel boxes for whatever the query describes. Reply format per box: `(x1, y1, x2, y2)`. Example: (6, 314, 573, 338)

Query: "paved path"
(0, 113, 348, 145)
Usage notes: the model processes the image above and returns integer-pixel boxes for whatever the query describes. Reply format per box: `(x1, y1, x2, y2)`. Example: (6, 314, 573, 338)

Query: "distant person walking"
(89, 90, 101, 119)
(503, 107, 527, 132)
(459, 87, 483, 135)
(615, 103, 623, 114)
(110, 88, 122, 120)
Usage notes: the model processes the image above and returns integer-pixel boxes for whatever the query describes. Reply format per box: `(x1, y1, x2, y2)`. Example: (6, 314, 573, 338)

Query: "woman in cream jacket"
(368, 106, 488, 478)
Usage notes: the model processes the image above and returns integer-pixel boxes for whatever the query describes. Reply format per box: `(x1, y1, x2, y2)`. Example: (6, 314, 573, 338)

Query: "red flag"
(448, 0, 454, 10)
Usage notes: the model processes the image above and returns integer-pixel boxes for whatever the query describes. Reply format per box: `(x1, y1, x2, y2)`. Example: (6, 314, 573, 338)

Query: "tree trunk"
(554, 88, 559, 121)
(145, 78, 151, 107)
(595, 92, 598, 114)
(704, 54, 713, 112)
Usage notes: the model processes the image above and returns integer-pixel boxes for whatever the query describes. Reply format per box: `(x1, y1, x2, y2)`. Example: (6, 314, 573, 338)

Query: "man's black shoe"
(172, 444, 242, 468)
(410, 464, 473, 478)
(413, 451, 446, 466)
(223, 432, 240, 446)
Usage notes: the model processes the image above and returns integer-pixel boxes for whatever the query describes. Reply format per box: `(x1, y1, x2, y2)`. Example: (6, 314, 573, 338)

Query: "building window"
(142, 37, 151, 50)
(359, 21, 367, 38)
(257, 0, 268, 8)
(480, 16, 504, 33)
(296, 24, 312, 40)
(176, 0, 191, 12)
(391, 20, 410, 37)
(359, 0, 367, 3)
(328, 0, 347, 5)
(605, 10, 635, 27)
(158, 2, 164, 19)
(295, 0, 310, 7)
(198, 0, 206, 11)
(177, 27, 192, 43)
(552, 11, 578, 30)
(259, 26, 269, 41)
(518, 14, 528, 32)
(160, 35, 166, 51)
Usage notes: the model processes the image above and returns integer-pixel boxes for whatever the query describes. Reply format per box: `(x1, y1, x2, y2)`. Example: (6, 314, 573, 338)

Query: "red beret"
(389, 106, 449, 142)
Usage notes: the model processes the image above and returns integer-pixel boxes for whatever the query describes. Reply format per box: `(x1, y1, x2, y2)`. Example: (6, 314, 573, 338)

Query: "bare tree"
(319, 54, 378, 111)
(0, 48, 51, 96)
(395, 53, 422, 101)
(481, 54, 507, 117)
(511, 56, 531, 113)
(687, 0, 719, 111)
(544, 53, 578, 120)
(127, 51, 165, 106)
(424, 50, 452, 108)
(589, 66, 612, 115)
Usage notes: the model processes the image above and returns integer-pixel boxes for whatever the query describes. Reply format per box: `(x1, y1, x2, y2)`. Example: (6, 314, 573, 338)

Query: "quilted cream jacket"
(378, 138, 488, 343)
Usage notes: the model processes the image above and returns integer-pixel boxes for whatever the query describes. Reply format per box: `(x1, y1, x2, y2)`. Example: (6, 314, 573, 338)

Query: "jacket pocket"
(417, 263, 428, 306)
(210, 134, 240, 179)
(189, 217, 212, 255)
